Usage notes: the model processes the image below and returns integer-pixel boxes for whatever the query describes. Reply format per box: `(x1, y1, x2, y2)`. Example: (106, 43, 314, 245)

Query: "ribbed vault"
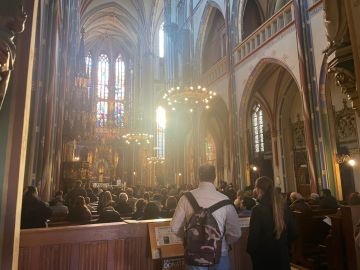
(80, 0, 164, 57)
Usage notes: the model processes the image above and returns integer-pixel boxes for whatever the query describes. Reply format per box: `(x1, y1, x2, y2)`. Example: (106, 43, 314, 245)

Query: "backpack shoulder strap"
(184, 192, 201, 211)
(208, 199, 233, 214)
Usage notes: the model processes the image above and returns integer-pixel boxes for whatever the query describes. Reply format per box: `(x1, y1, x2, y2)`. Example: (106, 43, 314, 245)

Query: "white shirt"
(170, 182, 242, 255)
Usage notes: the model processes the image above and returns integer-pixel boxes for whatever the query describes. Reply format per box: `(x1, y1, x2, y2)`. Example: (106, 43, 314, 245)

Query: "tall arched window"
(115, 55, 125, 100)
(97, 54, 109, 127)
(252, 104, 264, 153)
(159, 22, 164, 58)
(205, 134, 216, 165)
(156, 106, 166, 158)
(114, 55, 125, 127)
(85, 52, 92, 97)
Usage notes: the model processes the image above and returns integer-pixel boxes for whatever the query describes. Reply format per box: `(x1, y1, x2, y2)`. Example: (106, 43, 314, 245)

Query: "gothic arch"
(194, 2, 225, 77)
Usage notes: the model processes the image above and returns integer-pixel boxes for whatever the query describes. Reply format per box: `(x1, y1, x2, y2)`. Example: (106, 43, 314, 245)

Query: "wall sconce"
(336, 154, 356, 166)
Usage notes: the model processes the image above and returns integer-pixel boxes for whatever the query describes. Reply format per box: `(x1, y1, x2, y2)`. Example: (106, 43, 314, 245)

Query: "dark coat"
(98, 206, 122, 223)
(290, 199, 312, 215)
(319, 196, 338, 210)
(21, 195, 52, 229)
(247, 196, 296, 270)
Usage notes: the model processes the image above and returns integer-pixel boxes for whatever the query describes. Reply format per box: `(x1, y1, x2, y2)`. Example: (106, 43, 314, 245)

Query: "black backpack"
(184, 192, 232, 266)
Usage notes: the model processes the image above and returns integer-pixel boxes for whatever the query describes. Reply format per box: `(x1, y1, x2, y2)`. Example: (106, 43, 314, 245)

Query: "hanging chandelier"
(122, 133, 153, 145)
(162, 85, 216, 111)
(147, 156, 165, 164)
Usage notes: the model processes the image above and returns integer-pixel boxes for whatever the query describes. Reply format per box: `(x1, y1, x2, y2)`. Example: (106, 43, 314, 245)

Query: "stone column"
(0, 0, 38, 269)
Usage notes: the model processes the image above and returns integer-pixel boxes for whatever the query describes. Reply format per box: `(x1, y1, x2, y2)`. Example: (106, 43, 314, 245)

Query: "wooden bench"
(19, 219, 252, 270)
(315, 206, 360, 270)
(291, 209, 337, 269)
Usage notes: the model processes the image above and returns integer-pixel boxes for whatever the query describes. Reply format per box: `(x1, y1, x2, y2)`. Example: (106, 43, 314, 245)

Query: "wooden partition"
(19, 220, 252, 270)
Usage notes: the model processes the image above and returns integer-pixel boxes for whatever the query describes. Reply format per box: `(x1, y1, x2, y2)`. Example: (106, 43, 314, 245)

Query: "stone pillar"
(0, 0, 38, 269)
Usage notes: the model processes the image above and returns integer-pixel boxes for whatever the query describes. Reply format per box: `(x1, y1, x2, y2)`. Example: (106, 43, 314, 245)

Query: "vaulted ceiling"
(80, 0, 164, 58)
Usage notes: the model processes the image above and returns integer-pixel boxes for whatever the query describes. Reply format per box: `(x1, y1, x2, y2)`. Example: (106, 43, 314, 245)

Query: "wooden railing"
(201, 56, 228, 87)
(234, 1, 294, 64)
(19, 219, 252, 270)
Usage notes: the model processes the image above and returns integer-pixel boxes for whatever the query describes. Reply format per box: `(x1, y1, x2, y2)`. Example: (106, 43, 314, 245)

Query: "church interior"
(0, 0, 360, 269)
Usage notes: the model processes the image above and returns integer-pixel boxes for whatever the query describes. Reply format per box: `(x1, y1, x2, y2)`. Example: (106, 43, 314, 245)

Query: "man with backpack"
(171, 164, 242, 269)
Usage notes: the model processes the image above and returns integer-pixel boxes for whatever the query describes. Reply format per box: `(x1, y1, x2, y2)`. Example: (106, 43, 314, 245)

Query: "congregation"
(20, 171, 360, 269)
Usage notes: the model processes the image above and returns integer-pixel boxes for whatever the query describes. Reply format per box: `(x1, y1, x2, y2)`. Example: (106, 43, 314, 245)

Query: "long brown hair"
(255, 176, 285, 239)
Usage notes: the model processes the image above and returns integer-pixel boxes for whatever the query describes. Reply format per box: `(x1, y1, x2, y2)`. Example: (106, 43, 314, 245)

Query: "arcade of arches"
(1, 0, 360, 268)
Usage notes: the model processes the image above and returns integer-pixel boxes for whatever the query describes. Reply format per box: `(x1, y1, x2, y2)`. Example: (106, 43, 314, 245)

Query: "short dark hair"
(322, 189, 331, 196)
(198, 164, 216, 182)
(242, 196, 256, 210)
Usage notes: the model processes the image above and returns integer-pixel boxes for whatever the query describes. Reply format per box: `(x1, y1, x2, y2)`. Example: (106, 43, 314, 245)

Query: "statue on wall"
(0, 6, 27, 110)
(323, 0, 349, 53)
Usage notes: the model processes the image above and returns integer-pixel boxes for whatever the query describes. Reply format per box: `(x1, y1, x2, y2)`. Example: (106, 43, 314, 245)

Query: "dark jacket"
(319, 196, 338, 210)
(65, 187, 87, 206)
(247, 196, 296, 270)
(290, 199, 312, 215)
(21, 195, 52, 229)
(115, 201, 133, 216)
(98, 206, 122, 223)
(68, 206, 91, 224)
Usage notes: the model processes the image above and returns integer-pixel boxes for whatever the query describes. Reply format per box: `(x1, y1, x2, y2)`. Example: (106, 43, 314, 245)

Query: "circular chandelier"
(122, 133, 153, 145)
(162, 85, 216, 111)
(147, 156, 165, 164)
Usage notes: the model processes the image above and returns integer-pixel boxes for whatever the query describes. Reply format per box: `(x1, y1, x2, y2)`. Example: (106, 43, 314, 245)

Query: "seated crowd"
(20, 173, 360, 269)
(21, 178, 360, 229)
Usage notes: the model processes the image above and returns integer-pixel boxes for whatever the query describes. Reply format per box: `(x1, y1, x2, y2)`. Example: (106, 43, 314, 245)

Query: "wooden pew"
(19, 219, 252, 270)
(340, 206, 360, 270)
(291, 210, 335, 269)
(323, 206, 360, 270)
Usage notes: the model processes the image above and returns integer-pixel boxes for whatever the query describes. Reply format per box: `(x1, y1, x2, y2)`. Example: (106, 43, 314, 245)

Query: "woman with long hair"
(247, 176, 295, 269)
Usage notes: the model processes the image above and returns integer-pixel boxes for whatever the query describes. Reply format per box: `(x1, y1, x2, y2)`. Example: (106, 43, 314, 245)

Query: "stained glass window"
(114, 102, 125, 127)
(85, 52, 92, 78)
(97, 54, 109, 99)
(115, 55, 125, 100)
(85, 52, 92, 97)
(252, 104, 264, 153)
(159, 22, 164, 58)
(205, 134, 216, 165)
(96, 101, 108, 127)
(156, 106, 166, 158)
(96, 54, 109, 127)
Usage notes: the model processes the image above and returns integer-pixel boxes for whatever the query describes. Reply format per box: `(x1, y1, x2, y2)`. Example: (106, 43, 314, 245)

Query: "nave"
(0, 0, 360, 269)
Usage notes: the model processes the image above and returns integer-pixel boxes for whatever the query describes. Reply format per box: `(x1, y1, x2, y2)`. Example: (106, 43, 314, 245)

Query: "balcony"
(201, 1, 295, 87)
(201, 56, 228, 87)
(234, 1, 294, 64)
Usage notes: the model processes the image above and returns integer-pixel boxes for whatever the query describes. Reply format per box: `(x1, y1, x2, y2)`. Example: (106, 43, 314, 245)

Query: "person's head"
(254, 177, 274, 199)
(119, 192, 128, 203)
(322, 189, 332, 197)
(152, 194, 163, 203)
(242, 196, 256, 210)
(74, 196, 86, 207)
(143, 192, 150, 201)
(103, 191, 114, 206)
(75, 180, 82, 188)
(310, 193, 320, 200)
(348, 192, 360, 205)
(25, 186, 38, 197)
(290, 192, 302, 202)
(165, 196, 177, 210)
(143, 202, 160, 219)
(198, 164, 216, 182)
(254, 176, 284, 239)
(126, 188, 134, 197)
(135, 199, 147, 212)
